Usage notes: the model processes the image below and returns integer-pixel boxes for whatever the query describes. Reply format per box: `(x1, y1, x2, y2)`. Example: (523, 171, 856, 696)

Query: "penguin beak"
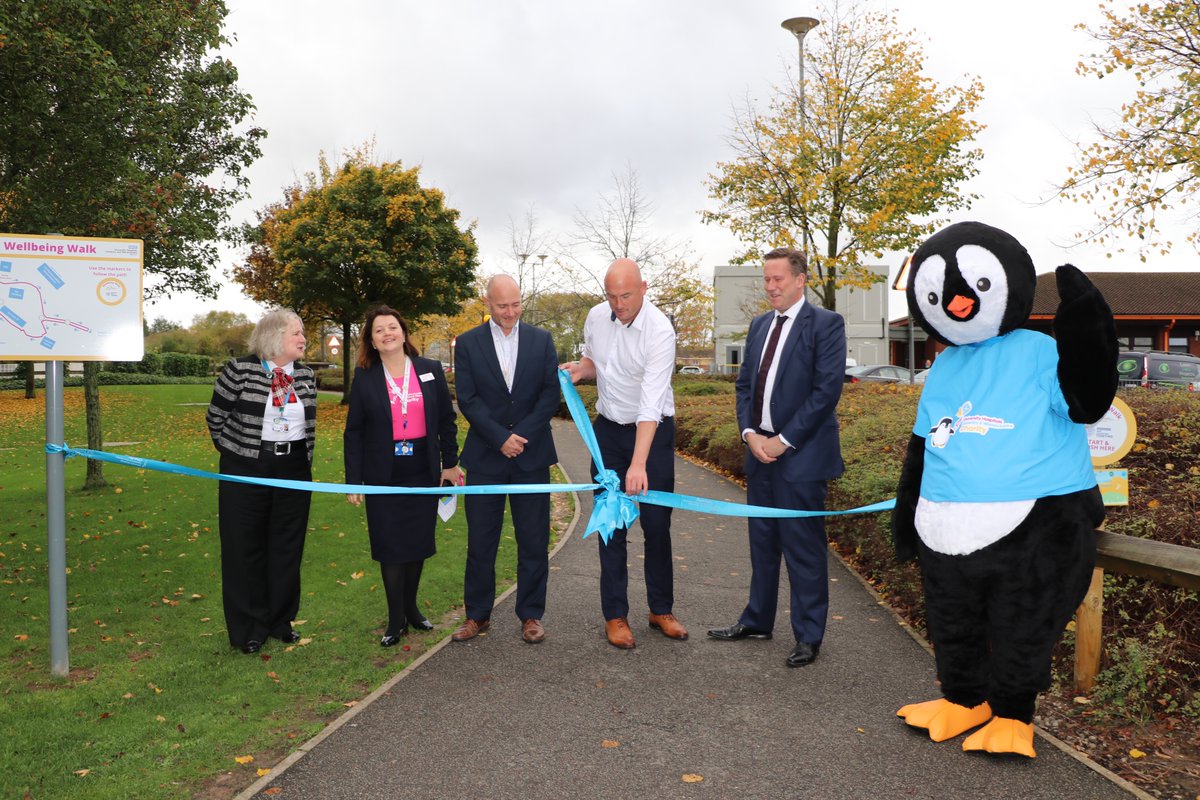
(947, 294, 976, 319)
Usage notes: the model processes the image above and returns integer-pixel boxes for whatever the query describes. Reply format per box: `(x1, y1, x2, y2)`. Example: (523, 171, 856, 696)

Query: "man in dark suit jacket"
(708, 247, 846, 668)
(451, 275, 561, 644)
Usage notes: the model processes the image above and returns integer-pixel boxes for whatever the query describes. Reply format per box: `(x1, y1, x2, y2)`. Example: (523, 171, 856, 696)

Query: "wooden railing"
(1074, 530, 1200, 691)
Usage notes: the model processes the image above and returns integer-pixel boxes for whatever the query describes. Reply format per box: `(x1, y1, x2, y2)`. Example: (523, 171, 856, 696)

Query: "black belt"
(261, 440, 301, 456)
(598, 415, 673, 429)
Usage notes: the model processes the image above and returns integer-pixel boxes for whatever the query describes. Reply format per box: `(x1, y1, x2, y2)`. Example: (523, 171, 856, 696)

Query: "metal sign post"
(45, 361, 69, 677)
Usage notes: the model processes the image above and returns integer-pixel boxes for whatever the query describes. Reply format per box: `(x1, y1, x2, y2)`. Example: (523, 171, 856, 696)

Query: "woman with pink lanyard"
(344, 305, 461, 646)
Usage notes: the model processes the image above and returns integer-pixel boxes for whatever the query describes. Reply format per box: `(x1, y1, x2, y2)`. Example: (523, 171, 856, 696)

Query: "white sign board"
(0, 233, 143, 360)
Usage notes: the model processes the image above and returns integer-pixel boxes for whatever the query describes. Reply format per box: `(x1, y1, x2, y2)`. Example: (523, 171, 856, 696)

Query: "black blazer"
(735, 301, 846, 482)
(454, 321, 560, 474)
(344, 355, 458, 488)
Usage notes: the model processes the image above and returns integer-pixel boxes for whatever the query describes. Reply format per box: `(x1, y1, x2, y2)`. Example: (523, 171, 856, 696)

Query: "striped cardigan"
(206, 355, 318, 462)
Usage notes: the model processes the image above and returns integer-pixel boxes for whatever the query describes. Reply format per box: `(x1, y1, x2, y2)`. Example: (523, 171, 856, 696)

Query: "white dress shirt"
(489, 318, 520, 391)
(743, 296, 805, 445)
(582, 299, 675, 425)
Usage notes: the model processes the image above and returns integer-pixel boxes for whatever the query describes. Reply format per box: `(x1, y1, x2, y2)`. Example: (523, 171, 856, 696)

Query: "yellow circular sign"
(95, 278, 126, 306)
(1086, 397, 1137, 466)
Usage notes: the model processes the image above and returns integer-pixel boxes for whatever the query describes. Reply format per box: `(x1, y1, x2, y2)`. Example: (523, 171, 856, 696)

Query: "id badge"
(271, 418, 289, 433)
(395, 440, 414, 457)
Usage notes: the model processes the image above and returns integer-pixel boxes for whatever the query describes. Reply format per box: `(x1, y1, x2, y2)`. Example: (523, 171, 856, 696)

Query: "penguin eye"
(976, 277, 991, 292)
(927, 292, 938, 305)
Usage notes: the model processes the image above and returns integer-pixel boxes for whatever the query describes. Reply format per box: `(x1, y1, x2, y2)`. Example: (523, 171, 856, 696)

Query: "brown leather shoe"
(522, 618, 546, 644)
(605, 617, 636, 649)
(648, 612, 688, 640)
(451, 618, 490, 642)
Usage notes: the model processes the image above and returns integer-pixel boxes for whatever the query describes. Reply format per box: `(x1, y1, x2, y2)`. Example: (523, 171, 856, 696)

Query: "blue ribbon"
(43, 370, 895, 543)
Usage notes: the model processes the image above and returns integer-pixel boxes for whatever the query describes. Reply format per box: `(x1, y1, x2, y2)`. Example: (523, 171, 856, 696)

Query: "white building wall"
(713, 264, 889, 373)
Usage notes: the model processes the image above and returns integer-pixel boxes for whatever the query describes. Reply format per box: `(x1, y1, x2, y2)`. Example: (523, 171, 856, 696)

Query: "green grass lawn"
(0, 385, 569, 799)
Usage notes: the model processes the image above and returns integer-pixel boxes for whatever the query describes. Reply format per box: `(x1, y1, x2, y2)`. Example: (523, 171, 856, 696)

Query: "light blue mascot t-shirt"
(914, 329, 1096, 502)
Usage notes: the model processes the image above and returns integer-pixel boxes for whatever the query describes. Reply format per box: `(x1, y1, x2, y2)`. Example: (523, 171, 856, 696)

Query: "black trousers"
(591, 416, 675, 621)
(218, 445, 312, 647)
(463, 464, 551, 622)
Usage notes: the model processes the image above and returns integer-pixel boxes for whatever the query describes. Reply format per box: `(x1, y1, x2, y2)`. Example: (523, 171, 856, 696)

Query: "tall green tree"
(0, 0, 264, 486)
(234, 149, 480, 400)
(1058, 1, 1200, 259)
(703, 2, 984, 310)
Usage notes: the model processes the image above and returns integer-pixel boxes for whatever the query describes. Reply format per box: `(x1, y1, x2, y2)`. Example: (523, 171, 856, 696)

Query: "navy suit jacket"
(344, 355, 458, 488)
(454, 322, 560, 474)
(735, 300, 846, 482)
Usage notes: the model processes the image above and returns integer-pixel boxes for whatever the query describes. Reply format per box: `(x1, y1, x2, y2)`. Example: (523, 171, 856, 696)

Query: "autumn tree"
(0, 0, 264, 486)
(234, 148, 480, 400)
(1057, 1, 1200, 258)
(653, 277, 714, 353)
(703, 2, 984, 310)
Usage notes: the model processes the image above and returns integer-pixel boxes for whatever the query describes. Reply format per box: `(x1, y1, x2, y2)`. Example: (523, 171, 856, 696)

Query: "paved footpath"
(240, 419, 1144, 800)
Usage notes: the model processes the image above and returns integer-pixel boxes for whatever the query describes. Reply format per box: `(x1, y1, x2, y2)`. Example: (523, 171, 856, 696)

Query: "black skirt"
(364, 438, 439, 564)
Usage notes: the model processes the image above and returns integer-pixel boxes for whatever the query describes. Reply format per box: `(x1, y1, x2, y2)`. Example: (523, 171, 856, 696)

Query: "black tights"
(380, 560, 427, 636)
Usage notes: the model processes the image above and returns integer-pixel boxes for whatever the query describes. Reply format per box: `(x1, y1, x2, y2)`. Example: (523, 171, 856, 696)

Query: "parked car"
(844, 364, 917, 384)
(678, 365, 706, 375)
(1117, 350, 1200, 390)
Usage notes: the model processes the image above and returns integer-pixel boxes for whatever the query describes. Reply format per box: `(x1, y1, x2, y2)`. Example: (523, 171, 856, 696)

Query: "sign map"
(0, 234, 143, 360)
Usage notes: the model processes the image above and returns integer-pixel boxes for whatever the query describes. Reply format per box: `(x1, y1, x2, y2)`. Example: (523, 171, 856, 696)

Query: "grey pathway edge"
(238, 419, 1143, 800)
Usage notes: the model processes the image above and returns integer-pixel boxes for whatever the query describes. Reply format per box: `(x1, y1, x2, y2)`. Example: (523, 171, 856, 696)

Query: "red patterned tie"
(751, 315, 787, 429)
(270, 367, 294, 407)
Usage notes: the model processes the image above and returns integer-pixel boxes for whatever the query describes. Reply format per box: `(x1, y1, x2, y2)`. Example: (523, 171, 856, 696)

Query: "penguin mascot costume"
(892, 221, 1118, 757)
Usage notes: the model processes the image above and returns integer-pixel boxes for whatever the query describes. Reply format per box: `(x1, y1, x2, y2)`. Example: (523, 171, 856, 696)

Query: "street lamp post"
(534, 253, 547, 321)
(781, 16, 819, 119)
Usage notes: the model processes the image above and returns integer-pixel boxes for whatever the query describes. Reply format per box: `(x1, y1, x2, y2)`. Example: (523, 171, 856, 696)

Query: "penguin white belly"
(915, 497, 1036, 555)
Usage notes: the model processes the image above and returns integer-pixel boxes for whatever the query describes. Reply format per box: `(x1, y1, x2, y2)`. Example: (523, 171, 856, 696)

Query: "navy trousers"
(741, 463, 829, 644)
(462, 464, 551, 622)
(592, 415, 675, 621)
(217, 447, 312, 647)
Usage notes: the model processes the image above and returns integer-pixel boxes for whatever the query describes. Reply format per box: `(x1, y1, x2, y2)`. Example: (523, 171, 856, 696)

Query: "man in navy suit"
(451, 275, 561, 644)
(708, 247, 846, 667)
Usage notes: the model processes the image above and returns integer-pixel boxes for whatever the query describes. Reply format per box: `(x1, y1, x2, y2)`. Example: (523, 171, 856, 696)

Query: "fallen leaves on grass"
(234, 755, 254, 765)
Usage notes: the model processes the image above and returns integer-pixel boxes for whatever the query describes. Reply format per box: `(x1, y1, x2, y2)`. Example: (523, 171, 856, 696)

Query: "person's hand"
(501, 433, 528, 458)
(559, 360, 583, 384)
(761, 435, 790, 459)
(441, 466, 463, 486)
(347, 493, 363, 506)
(624, 463, 649, 496)
(745, 432, 777, 464)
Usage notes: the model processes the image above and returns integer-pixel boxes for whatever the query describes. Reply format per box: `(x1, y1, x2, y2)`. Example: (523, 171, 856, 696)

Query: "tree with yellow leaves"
(1058, 0, 1200, 259)
(703, 3, 984, 310)
(234, 146, 479, 401)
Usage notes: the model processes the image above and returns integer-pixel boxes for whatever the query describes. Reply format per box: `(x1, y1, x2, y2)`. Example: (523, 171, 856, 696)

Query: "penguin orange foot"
(897, 698, 993, 742)
(962, 717, 1036, 758)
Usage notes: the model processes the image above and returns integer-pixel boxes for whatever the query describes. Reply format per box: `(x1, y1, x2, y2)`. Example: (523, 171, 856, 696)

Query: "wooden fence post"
(1074, 566, 1105, 693)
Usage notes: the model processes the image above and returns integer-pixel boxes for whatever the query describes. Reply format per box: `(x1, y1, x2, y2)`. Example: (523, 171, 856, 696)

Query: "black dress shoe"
(240, 640, 263, 654)
(380, 626, 409, 647)
(408, 617, 434, 632)
(277, 630, 301, 644)
(786, 641, 820, 667)
(707, 622, 773, 641)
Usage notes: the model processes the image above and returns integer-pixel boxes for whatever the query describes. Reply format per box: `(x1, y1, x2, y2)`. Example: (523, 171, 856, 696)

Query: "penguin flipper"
(1053, 264, 1118, 424)
(891, 433, 925, 562)
(898, 698, 993, 742)
(962, 717, 1037, 758)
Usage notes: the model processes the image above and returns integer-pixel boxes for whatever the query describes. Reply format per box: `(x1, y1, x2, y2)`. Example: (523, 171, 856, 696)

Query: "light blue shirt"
(914, 329, 1096, 502)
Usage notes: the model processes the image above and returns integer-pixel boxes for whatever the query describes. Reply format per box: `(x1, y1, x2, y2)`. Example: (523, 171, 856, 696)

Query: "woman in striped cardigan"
(206, 309, 317, 655)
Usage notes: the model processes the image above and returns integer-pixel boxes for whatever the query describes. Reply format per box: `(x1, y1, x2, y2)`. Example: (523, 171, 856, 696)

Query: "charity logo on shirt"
(927, 401, 1015, 449)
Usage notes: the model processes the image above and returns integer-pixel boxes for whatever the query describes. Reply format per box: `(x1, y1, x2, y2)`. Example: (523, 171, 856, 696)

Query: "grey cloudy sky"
(148, 0, 1193, 325)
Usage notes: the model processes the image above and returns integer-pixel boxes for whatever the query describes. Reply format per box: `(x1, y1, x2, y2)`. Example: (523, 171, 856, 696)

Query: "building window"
(1169, 336, 1188, 353)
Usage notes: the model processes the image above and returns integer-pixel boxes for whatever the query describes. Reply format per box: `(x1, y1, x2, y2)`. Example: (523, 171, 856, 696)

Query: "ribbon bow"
(557, 369, 642, 544)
